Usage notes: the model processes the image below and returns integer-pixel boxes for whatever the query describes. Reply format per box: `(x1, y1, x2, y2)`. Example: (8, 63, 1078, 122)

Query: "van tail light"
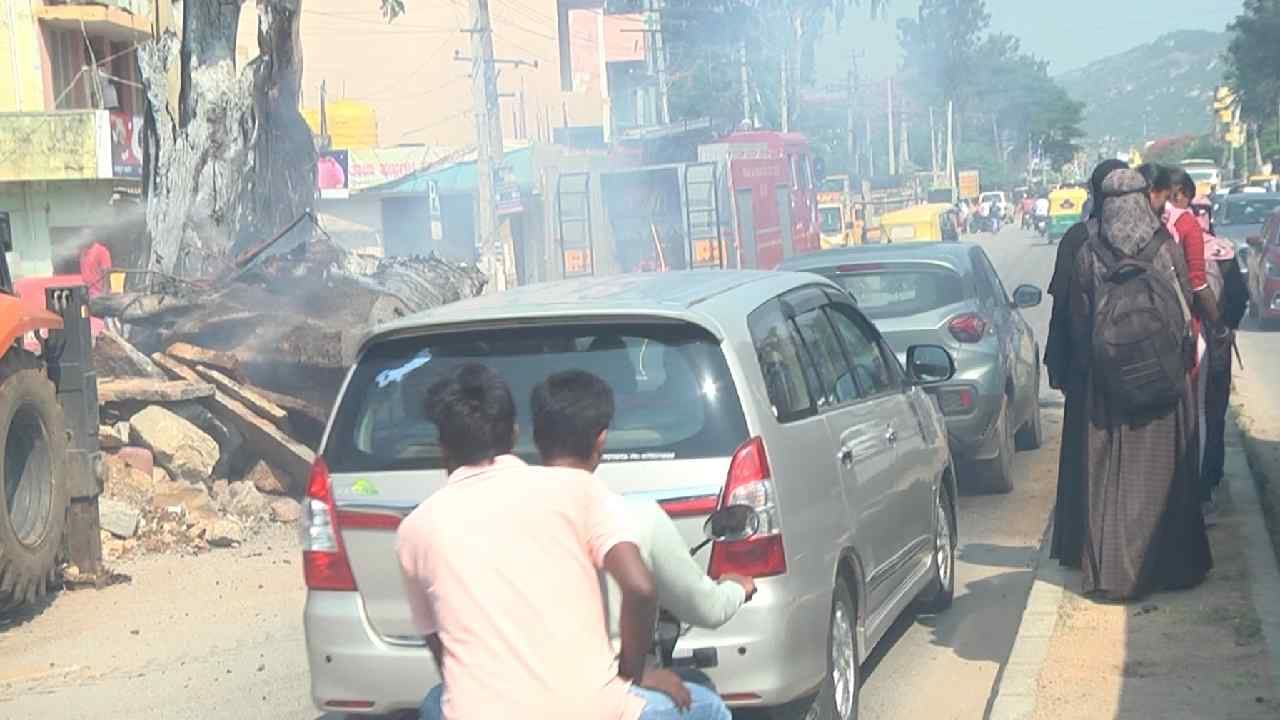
(303, 458, 358, 592)
(948, 313, 988, 343)
(709, 437, 787, 579)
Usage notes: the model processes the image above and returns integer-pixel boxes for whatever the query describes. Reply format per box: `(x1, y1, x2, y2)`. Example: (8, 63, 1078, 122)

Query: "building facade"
(0, 0, 151, 278)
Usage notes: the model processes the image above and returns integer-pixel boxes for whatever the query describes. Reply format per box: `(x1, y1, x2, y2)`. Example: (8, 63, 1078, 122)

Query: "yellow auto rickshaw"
(1047, 186, 1088, 243)
(877, 203, 960, 244)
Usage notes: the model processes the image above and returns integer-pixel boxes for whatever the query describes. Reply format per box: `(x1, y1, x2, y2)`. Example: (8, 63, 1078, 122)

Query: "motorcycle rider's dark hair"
(1136, 163, 1172, 191)
(423, 363, 516, 470)
(1168, 167, 1197, 202)
(531, 369, 615, 464)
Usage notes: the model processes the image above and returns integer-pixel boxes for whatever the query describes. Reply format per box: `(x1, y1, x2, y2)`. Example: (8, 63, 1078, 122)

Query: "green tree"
(898, 0, 1083, 175)
(1225, 0, 1280, 126)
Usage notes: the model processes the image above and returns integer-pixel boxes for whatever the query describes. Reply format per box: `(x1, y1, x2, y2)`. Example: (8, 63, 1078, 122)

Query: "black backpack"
(1089, 231, 1191, 417)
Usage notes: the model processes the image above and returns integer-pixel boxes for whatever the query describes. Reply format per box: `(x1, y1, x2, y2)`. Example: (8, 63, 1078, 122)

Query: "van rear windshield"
(324, 323, 749, 472)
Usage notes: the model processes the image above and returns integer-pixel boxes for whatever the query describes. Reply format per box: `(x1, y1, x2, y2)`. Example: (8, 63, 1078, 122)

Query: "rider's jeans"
(418, 682, 732, 720)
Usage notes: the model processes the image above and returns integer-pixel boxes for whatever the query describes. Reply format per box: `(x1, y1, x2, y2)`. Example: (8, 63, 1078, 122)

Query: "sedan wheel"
(979, 396, 1016, 494)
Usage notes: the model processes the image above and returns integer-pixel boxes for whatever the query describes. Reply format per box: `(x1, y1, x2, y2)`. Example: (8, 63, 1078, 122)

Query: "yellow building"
(0, 0, 153, 277)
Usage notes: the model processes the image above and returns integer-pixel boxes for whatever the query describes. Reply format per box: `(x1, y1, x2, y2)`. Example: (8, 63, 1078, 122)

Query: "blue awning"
(365, 145, 534, 195)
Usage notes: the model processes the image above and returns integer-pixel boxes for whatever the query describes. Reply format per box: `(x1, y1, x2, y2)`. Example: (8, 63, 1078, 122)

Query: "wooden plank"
(153, 353, 313, 484)
(192, 365, 289, 428)
(254, 386, 328, 427)
(165, 342, 247, 383)
(98, 378, 214, 403)
(152, 352, 201, 383)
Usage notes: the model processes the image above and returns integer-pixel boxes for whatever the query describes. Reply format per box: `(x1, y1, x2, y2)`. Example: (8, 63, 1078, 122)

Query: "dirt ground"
(1030, 466, 1279, 720)
(0, 525, 313, 720)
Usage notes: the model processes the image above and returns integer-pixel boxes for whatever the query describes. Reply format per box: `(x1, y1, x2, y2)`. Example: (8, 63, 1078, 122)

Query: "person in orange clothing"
(78, 238, 112, 297)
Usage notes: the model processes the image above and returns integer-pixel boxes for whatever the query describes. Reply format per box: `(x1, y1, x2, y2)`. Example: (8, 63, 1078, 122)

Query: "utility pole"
(886, 77, 896, 176)
(866, 114, 874, 177)
(466, 0, 505, 291)
(846, 52, 856, 174)
(929, 106, 939, 178)
(780, 0, 792, 132)
(947, 100, 956, 202)
(646, 0, 670, 125)
(740, 40, 751, 127)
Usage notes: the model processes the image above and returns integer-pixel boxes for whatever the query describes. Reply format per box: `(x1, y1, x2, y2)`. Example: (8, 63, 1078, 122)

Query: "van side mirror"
(906, 345, 956, 385)
(0, 211, 11, 253)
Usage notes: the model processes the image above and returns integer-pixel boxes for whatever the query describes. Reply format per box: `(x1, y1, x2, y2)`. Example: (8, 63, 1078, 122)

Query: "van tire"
(768, 581, 860, 720)
(916, 484, 956, 613)
(0, 350, 68, 613)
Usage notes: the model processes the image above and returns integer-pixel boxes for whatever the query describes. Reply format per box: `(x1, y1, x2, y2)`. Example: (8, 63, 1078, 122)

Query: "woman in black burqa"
(1045, 159, 1127, 569)
(1067, 167, 1211, 600)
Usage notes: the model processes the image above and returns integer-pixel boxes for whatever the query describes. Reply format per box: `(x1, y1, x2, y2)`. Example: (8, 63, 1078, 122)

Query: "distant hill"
(1055, 30, 1228, 150)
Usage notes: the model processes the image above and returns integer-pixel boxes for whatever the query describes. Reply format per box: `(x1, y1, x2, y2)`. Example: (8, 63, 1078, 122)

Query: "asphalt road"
(0, 224, 1065, 720)
(857, 224, 1062, 720)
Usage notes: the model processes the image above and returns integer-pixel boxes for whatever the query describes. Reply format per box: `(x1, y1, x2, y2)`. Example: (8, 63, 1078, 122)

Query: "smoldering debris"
(91, 238, 486, 415)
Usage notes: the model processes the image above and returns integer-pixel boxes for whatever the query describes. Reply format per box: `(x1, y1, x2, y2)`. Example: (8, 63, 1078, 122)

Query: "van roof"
(362, 270, 828, 349)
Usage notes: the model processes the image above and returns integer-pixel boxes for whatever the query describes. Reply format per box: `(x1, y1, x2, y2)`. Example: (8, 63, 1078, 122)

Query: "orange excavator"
(0, 212, 102, 611)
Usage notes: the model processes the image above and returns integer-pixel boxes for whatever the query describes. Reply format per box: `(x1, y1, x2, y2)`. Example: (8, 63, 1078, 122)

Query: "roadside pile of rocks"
(94, 332, 316, 559)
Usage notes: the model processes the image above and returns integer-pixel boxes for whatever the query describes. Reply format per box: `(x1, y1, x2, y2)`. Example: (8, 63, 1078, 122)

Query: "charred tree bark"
(140, 0, 315, 280)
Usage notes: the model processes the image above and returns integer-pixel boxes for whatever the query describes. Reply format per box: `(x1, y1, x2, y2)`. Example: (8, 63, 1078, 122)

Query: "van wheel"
(916, 484, 956, 613)
(0, 350, 68, 613)
(978, 396, 1015, 494)
(769, 581, 860, 720)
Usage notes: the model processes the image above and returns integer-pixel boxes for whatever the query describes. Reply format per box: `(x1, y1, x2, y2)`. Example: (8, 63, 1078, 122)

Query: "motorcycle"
(1033, 214, 1048, 237)
(654, 505, 759, 673)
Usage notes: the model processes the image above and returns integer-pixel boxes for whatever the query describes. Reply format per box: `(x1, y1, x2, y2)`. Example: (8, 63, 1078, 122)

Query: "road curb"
(1225, 414, 1280, 697)
(986, 518, 1062, 720)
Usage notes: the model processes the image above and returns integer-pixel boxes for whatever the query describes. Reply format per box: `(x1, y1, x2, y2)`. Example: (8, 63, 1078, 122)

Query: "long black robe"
(1045, 222, 1090, 568)
(1069, 229, 1212, 600)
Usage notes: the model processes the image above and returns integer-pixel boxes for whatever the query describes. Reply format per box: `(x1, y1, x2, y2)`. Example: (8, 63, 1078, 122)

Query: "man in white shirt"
(530, 370, 757, 649)
(1034, 196, 1051, 219)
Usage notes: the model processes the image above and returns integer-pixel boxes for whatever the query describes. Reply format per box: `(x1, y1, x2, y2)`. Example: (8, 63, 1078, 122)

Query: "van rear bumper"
(305, 590, 438, 715)
(679, 579, 830, 708)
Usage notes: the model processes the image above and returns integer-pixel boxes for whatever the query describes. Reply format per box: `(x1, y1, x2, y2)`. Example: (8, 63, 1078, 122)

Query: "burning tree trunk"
(140, 1, 316, 279)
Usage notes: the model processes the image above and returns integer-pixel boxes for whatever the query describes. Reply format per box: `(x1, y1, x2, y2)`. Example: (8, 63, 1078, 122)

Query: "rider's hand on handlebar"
(640, 668, 692, 709)
(723, 574, 757, 601)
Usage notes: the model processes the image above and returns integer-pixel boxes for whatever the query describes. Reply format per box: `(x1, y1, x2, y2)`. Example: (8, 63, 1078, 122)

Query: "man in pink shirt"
(399, 364, 729, 720)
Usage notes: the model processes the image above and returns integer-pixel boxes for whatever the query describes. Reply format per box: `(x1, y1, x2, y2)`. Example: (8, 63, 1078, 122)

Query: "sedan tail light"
(948, 313, 989, 343)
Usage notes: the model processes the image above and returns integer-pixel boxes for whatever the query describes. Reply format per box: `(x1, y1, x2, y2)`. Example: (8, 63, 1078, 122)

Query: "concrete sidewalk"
(988, 422, 1280, 720)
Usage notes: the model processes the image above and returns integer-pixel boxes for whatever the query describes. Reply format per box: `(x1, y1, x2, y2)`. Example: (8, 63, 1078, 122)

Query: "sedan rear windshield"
(1219, 198, 1280, 225)
(823, 265, 967, 320)
(324, 323, 749, 472)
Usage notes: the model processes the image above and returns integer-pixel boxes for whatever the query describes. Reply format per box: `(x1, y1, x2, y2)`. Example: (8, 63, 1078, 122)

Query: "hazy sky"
(818, 0, 1244, 81)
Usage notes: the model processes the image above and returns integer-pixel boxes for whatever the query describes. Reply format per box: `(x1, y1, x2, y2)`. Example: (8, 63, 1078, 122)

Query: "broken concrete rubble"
(227, 481, 269, 519)
(244, 459, 289, 496)
(269, 497, 302, 523)
(130, 406, 220, 485)
(99, 498, 142, 539)
(207, 518, 245, 547)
